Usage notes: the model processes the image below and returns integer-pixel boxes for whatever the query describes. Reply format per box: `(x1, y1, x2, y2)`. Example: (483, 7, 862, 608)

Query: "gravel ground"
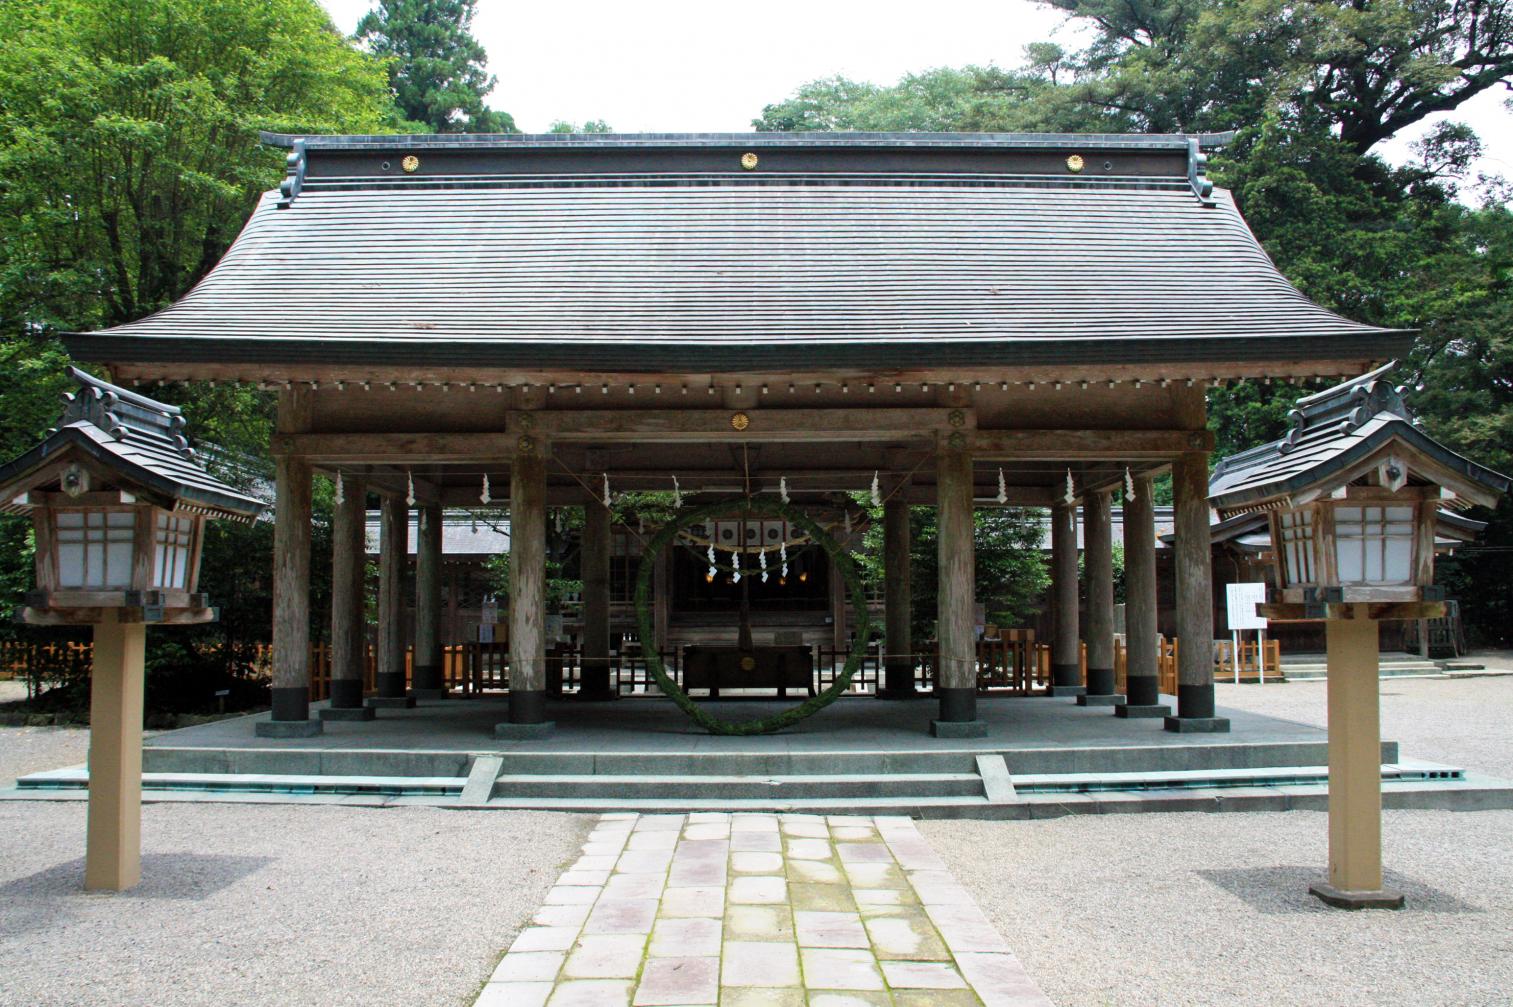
(928, 674, 1513, 1007)
(0, 726, 89, 784)
(0, 802, 589, 1007)
(1212, 673, 1513, 776)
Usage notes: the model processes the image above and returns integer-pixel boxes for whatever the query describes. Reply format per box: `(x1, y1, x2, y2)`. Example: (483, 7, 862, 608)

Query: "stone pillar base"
(319, 706, 375, 722)
(495, 720, 556, 739)
(1046, 685, 1086, 698)
(930, 719, 987, 739)
(1076, 693, 1125, 707)
(1163, 715, 1231, 733)
(366, 695, 416, 709)
(1309, 881, 1405, 910)
(1115, 703, 1171, 719)
(410, 688, 450, 701)
(255, 719, 322, 738)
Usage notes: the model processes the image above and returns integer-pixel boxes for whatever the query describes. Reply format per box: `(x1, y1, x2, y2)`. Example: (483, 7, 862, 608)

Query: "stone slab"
(1163, 716, 1233, 734)
(253, 720, 322, 738)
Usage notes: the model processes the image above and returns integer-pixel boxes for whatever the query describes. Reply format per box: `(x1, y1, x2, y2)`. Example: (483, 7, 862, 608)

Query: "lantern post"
(1208, 365, 1508, 909)
(0, 369, 263, 890)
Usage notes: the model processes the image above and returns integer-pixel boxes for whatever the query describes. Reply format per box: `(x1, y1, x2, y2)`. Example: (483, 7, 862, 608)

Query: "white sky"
(321, 0, 1512, 184)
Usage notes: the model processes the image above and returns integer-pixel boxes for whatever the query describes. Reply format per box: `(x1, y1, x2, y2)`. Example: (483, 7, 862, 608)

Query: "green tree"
(1037, 0, 1513, 148)
(0, 0, 404, 675)
(549, 119, 613, 134)
(753, 66, 1083, 133)
(355, 0, 514, 133)
(855, 507, 1050, 640)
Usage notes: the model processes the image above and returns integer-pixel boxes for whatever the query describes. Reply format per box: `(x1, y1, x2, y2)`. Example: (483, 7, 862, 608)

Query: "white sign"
(478, 623, 494, 644)
(1226, 582, 1269, 631)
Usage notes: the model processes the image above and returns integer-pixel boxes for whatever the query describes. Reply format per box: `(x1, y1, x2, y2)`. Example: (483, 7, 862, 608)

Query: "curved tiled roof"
(65, 132, 1404, 373)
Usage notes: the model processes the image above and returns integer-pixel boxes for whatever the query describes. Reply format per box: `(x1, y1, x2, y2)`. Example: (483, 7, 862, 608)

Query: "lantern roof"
(61, 130, 1407, 378)
(1208, 363, 1510, 517)
(0, 368, 265, 522)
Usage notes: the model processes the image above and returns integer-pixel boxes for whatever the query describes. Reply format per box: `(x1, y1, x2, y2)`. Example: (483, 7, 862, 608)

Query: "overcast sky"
(320, 0, 1511, 184)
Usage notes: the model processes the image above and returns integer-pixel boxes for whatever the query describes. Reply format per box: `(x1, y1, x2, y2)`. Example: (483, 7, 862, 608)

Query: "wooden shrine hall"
(62, 130, 1411, 740)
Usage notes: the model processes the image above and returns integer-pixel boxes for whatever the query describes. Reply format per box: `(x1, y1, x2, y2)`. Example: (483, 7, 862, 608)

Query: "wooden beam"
(971, 429, 1213, 460)
(509, 408, 969, 441)
(272, 432, 516, 463)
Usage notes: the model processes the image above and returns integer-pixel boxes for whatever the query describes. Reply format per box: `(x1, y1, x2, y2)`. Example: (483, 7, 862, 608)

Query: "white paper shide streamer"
(759, 546, 768, 582)
(780, 538, 789, 578)
(870, 470, 881, 507)
(779, 476, 789, 504)
(406, 471, 416, 507)
(480, 473, 491, 505)
(602, 473, 611, 507)
(707, 541, 717, 579)
(996, 467, 1007, 504)
(334, 472, 344, 505)
(1064, 468, 1075, 505)
(1124, 467, 1136, 501)
(732, 549, 741, 583)
(672, 475, 683, 509)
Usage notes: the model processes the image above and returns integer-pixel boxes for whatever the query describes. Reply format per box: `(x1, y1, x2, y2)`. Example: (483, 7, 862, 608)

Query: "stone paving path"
(475, 812, 1051, 1006)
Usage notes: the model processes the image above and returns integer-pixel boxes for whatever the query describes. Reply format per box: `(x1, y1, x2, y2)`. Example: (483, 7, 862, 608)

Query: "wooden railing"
(1216, 638, 1281, 683)
(1, 631, 1242, 704)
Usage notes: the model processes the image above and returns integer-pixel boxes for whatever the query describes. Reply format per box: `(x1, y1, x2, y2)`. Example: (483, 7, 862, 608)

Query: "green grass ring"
(632, 499, 874, 736)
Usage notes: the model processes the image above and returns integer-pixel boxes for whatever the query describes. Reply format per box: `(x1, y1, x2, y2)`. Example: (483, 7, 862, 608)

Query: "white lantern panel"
(53, 510, 135, 589)
(1334, 505, 1415, 585)
(1277, 509, 1315, 586)
(153, 513, 196, 589)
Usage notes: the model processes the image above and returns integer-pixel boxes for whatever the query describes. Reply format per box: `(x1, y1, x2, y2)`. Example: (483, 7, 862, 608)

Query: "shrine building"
(61, 131, 1409, 741)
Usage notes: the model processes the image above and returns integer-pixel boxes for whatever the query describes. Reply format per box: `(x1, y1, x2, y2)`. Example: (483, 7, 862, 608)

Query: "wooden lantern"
(1210, 364, 1508, 910)
(1, 371, 262, 626)
(0, 369, 263, 890)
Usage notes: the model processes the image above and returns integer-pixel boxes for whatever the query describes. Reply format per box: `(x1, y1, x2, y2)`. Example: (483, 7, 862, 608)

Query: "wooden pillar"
(653, 547, 671, 657)
(259, 452, 320, 735)
(322, 476, 373, 721)
(370, 494, 414, 707)
(1117, 473, 1170, 717)
(580, 500, 615, 700)
(931, 444, 982, 736)
(502, 447, 551, 731)
(880, 496, 915, 697)
(1166, 450, 1228, 731)
(830, 552, 848, 654)
(411, 502, 446, 698)
(1079, 488, 1122, 704)
(85, 614, 145, 891)
(1048, 501, 1084, 696)
(1310, 610, 1403, 909)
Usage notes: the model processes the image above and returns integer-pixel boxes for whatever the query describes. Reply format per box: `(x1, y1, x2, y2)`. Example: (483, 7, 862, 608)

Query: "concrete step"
(17, 767, 464, 796)
(141, 739, 1398, 778)
(489, 771, 985, 801)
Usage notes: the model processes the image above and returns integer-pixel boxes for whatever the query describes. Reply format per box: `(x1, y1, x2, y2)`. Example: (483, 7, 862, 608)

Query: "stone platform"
(12, 693, 1510, 816)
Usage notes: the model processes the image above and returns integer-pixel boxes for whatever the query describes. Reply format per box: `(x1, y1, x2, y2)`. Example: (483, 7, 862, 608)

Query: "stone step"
(141, 739, 1397, 779)
(17, 767, 464, 796)
(488, 771, 986, 801)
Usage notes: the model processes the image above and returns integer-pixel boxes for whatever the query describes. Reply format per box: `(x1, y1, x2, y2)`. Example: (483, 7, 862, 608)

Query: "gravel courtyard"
(927, 673, 1513, 1007)
(1, 672, 1509, 1006)
(0, 796, 589, 1007)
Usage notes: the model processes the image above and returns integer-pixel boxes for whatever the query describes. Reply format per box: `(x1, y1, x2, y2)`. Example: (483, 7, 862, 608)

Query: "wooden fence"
(1, 632, 1229, 703)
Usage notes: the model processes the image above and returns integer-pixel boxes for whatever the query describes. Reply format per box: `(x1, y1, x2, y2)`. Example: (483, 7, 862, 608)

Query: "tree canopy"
(354, 0, 515, 133)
